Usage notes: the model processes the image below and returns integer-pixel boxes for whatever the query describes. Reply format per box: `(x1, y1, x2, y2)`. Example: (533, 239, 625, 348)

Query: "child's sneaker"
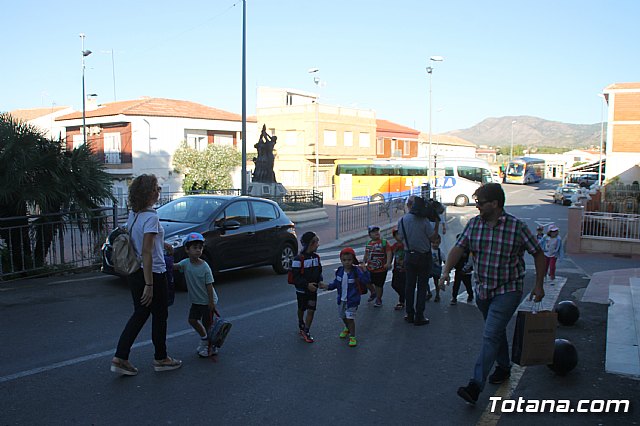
(197, 339, 209, 357)
(348, 336, 357, 347)
(367, 292, 377, 302)
(300, 329, 314, 343)
(210, 345, 219, 356)
(374, 300, 382, 307)
(339, 327, 349, 338)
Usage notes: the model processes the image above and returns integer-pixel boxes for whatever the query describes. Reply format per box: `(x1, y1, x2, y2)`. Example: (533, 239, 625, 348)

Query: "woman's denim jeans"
(472, 290, 522, 390)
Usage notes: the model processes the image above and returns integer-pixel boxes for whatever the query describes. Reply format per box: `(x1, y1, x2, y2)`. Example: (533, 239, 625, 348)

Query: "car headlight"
(165, 234, 188, 249)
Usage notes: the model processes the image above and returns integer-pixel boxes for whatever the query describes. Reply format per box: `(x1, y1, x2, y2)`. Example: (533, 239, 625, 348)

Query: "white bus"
(434, 158, 494, 206)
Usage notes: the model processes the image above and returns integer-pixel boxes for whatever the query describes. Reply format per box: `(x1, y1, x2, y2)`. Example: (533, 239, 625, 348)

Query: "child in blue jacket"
(321, 247, 370, 347)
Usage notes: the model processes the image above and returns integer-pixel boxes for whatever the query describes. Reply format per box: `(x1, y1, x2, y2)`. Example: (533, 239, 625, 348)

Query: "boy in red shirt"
(363, 226, 393, 307)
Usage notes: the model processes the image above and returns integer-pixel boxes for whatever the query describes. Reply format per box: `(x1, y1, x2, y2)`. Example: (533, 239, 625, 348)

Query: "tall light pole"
(597, 93, 606, 185)
(241, 0, 247, 195)
(80, 33, 92, 145)
(427, 55, 444, 184)
(308, 68, 320, 191)
(510, 120, 517, 161)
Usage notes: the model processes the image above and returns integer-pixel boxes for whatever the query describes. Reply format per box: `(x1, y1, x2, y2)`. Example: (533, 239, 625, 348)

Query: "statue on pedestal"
(248, 124, 287, 197)
(253, 124, 277, 183)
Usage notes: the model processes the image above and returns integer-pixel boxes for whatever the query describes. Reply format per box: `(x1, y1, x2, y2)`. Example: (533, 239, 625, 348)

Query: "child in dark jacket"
(322, 247, 370, 347)
(450, 233, 474, 305)
(291, 231, 323, 343)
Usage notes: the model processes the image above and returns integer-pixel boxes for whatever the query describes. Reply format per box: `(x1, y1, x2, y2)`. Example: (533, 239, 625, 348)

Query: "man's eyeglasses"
(475, 199, 492, 207)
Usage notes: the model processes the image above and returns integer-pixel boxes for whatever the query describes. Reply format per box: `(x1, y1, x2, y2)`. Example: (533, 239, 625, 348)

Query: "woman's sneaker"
(348, 336, 357, 347)
(152, 357, 182, 372)
(110, 359, 138, 376)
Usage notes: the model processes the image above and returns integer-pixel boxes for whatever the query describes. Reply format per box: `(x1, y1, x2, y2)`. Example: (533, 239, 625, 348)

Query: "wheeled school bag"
(208, 316, 232, 349)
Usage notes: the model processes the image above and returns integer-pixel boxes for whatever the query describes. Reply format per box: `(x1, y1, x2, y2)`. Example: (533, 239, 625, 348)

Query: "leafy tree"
(0, 113, 113, 271)
(173, 141, 242, 192)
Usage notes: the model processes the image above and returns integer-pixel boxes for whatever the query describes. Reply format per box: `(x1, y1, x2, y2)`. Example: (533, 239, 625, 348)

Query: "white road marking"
(0, 297, 312, 384)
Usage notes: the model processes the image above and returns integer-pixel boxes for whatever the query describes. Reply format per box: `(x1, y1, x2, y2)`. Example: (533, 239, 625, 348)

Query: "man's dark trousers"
(404, 252, 432, 319)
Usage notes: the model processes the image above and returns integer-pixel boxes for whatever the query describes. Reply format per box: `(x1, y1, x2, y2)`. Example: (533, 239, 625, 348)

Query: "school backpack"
(111, 213, 143, 276)
(287, 254, 304, 284)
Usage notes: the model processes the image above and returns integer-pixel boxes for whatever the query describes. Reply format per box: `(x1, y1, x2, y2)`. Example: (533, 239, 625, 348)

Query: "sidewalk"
(293, 205, 640, 379)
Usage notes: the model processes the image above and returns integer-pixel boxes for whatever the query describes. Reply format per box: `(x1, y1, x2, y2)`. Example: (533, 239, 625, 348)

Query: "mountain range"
(446, 116, 603, 149)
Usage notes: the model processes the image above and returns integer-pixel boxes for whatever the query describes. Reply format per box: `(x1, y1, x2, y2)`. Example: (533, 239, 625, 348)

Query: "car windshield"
(157, 197, 225, 224)
(562, 187, 577, 193)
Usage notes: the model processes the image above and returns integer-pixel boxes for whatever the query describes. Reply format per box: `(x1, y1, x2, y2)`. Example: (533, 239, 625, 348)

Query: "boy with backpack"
(390, 228, 407, 310)
(428, 234, 446, 302)
(291, 231, 323, 343)
(363, 225, 393, 307)
(321, 247, 370, 347)
(174, 233, 220, 357)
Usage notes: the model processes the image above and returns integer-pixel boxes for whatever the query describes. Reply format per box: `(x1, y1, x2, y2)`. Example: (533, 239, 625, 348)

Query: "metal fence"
(581, 211, 640, 242)
(0, 207, 116, 280)
(335, 194, 407, 240)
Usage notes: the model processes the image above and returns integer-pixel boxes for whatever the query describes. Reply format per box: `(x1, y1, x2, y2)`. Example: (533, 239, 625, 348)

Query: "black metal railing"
(0, 207, 115, 280)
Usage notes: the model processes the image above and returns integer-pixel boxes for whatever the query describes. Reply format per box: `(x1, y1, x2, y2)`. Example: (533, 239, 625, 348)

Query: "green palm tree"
(0, 113, 113, 272)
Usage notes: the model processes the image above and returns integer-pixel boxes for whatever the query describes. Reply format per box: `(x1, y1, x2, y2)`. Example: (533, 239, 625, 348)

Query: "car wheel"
(454, 195, 468, 207)
(273, 243, 295, 274)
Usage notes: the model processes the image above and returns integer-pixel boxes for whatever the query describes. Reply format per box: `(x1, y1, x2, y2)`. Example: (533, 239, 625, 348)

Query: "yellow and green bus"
(334, 158, 493, 206)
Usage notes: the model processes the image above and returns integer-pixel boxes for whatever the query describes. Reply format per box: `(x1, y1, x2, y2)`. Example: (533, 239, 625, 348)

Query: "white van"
(433, 158, 494, 206)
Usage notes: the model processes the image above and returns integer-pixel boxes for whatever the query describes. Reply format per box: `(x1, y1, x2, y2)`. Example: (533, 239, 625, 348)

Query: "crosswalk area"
(315, 246, 567, 308)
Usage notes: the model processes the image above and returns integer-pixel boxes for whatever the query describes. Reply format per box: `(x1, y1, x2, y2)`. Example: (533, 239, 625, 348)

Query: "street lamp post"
(308, 68, 320, 191)
(427, 55, 443, 187)
(80, 33, 92, 145)
(510, 120, 517, 161)
(598, 94, 606, 185)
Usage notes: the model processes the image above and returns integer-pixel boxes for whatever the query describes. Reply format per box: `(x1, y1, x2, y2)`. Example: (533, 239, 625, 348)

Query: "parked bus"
(333, 158, 493, 206)
(504, 157, 545, 184)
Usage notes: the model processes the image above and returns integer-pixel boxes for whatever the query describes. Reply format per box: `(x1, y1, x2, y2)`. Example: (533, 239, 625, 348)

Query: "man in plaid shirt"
(439, 183, 546, 405)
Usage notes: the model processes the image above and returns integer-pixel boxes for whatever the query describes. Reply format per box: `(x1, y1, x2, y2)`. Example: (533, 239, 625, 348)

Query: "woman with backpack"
(111, 174, 182, 376)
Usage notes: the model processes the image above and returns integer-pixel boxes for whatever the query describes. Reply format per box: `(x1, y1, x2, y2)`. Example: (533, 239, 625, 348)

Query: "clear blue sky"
(2, 0, 638, 133)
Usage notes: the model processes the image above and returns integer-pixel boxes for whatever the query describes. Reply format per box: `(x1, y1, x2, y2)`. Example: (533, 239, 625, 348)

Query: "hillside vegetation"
(446, 116, 603, 149)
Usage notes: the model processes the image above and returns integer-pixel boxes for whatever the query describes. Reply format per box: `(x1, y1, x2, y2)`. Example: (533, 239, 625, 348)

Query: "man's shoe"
(434, 294, 441, 303)
(457, 381, 480, 405)
(450, 298, 457, 305)
(426, 292, 433, 301)
(488, 366, 511, 384)
(404, 314, 414, 323)
(414, 316, 430, 326)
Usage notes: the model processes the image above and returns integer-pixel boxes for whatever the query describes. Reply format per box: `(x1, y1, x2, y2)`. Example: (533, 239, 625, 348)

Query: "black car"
(102, 195, 298, 280)
(552, 185, 579, 205)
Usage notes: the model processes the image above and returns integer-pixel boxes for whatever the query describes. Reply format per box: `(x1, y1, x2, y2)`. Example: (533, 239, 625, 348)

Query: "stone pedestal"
(246, 182, 287, 197)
